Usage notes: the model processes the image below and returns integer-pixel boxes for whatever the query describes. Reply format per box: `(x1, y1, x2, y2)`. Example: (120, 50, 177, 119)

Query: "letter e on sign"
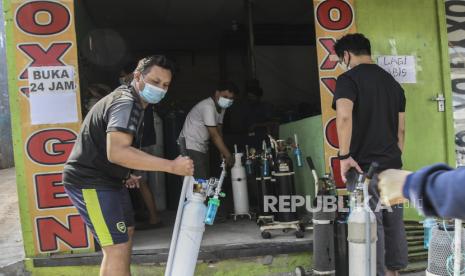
(35, 173, 73, 209)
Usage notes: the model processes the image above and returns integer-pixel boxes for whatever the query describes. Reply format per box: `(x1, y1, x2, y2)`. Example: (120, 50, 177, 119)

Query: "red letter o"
(16, 1, 70, 36)
(316, 0, 353, 31)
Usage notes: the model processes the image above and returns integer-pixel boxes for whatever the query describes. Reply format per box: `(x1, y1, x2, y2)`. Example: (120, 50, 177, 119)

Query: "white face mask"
(218, 96, 234, 109)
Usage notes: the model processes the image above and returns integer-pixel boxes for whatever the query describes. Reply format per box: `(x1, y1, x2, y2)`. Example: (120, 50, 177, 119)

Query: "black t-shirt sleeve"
(399, 87, 406, 112)
(332, 74, 357, 110)
(106, 98, 141, 136)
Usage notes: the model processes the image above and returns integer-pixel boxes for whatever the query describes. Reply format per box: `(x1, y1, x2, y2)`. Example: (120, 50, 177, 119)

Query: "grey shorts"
(186, 149, 209, 180)
(369, 178, 409, 275)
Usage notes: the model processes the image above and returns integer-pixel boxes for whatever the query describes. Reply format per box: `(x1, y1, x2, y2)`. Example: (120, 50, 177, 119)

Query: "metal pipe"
(245, 0, 256, 79)
(454, 219, 462, 276)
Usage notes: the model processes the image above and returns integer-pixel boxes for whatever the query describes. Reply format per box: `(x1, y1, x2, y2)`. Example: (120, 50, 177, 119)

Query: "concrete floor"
(133, 211, 310, 251)
(0, 167, 426, 276)
(0, 168, 24, 269)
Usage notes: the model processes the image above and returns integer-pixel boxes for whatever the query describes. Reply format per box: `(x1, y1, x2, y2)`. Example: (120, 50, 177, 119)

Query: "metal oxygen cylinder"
(293, 134, 303, 167)
(245, 145, 253, 175)
(231, 145, 250, 216)
(170, 180, 208, 276)
(165, 137, 193, 276)
(166, 140, 226, 276)
(308, 156, 336, 275)
(273, 139, 298, 222)
(261, 140, 270, 177)
(347, 163, 378, 276)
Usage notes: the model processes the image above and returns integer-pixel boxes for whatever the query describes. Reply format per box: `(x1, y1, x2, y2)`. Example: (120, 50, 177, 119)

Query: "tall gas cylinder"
(334, 196, 349, 276)
(149, 111, 166, 210)
(347, 204, 376, 276)
(313, 176, 336, 275)
(231, 152, 250, 215)
(272, 141, 298, 222)
(170, 191, 207, 276)
(256, 171, 274, 216)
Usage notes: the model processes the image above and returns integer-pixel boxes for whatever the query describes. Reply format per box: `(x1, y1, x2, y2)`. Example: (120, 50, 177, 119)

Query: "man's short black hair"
(135, 55, 175, 76)
(334, 33, 371, 59)
(216, 80, 239, 95)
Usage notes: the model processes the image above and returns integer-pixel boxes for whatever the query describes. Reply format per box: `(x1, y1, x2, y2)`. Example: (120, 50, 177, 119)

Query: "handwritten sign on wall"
(377, 55, 416, 83)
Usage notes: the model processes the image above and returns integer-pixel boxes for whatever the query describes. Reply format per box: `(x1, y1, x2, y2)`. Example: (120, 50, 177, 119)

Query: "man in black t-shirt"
(63, 56, 193, 276)
(333, 34, 407, 276)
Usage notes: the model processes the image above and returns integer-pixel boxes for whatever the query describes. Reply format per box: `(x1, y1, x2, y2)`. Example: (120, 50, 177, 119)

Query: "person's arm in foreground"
(336, 98, 362, 182)
(378, 164, 465, 220)
(107, 131, 193, 176)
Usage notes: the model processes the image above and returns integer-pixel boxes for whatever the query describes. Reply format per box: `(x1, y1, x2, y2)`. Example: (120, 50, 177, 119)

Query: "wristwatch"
(337, 151, 351, 160)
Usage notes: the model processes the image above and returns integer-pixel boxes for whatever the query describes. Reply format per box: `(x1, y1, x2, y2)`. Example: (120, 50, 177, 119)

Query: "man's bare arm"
(207, 126, 231, 158)
(398, 112, 405, 152)
(336, 99, 354, 155)
(107, 131, 193, 176)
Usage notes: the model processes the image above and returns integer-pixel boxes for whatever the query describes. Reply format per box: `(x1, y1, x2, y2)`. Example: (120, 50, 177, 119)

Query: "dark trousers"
(187, 149, 210, 180)
(369, 179, 409, 276)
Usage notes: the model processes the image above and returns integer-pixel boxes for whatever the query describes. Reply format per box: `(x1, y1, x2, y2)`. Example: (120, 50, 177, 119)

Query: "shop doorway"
(74, 0, 321, 258)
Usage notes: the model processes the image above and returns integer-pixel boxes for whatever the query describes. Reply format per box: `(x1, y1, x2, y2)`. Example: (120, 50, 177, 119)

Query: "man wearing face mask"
(333, 34, 407, 276)
(63, 55, 194, 276)
(179, 81, 237, 178)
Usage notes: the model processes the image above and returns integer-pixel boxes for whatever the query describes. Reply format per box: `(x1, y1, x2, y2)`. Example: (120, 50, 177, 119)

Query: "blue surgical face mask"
(218, 96, 234, 109)
(139, 79, 167, 104)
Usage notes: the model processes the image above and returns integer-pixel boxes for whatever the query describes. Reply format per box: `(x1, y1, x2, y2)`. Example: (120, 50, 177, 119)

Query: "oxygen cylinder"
(273, 144, 298, 222)
(347, 204, 376, 276)
(313, 177, 336, 275)
(231, 153, 250, 215)
(334, 196, 349, 276)
(170, 192, 207, 276)
(257, 163, 274, 217)
(149, 111, 166, 210)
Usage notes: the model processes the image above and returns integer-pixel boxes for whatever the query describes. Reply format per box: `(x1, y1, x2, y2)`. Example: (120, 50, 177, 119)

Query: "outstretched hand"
(377, 169, 411, 206)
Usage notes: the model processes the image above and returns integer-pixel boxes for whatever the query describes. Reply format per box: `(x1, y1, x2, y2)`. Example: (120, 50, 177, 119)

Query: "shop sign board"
(4, 0, 94, 256)
(313, 0, 357, 187)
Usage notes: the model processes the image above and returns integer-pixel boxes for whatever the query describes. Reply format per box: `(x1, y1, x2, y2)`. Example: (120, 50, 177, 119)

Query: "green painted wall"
(356, 0, 455, 170)
(355, 0, 455, 221)
(24, 253, 312, 276)
(280, 115, 325, 200)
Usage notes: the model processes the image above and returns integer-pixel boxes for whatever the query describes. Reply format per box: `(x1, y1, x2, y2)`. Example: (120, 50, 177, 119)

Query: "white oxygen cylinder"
(231, 146, 249, 215)
(170, 192, 207, 276)
(150, 111, 166, 210)
(348, 205, 377, 276)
